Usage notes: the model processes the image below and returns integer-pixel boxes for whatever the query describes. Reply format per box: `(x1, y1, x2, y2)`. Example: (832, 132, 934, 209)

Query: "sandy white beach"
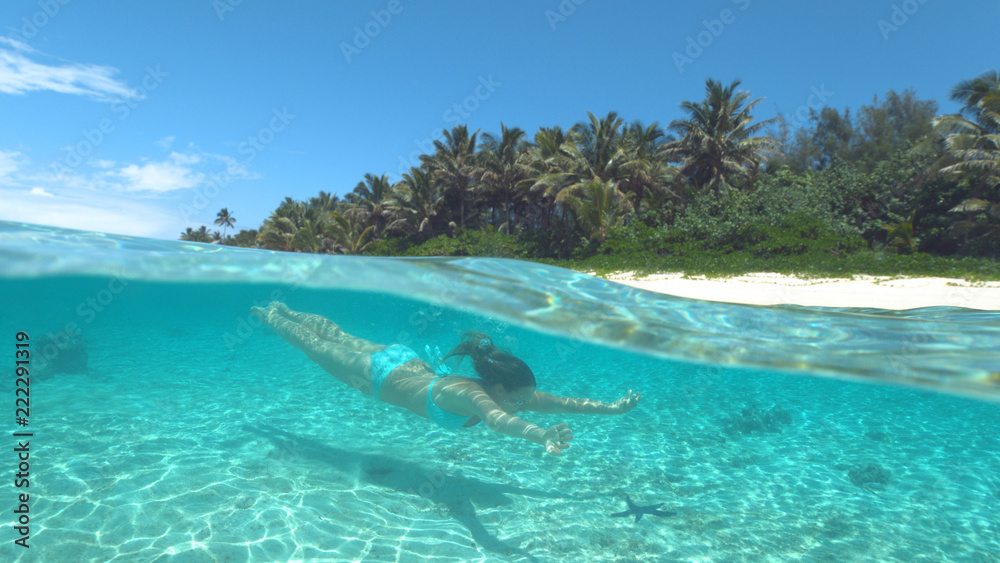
(599, 272, 1000, 310)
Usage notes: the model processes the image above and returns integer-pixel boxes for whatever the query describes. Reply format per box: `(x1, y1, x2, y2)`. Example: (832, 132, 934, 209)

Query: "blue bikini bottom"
(370, 345, 418, 400)
(369, 345, 476, 429)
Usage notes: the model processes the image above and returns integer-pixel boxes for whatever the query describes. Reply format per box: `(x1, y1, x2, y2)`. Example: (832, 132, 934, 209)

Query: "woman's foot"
(270, 301, 291, 315)
(250, 301, 289, 324)
(249, 305, 271, 324)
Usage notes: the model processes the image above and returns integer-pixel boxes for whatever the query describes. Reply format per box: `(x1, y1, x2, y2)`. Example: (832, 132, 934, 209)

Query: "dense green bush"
(403, 227, 530, 258)
(597, 221, 664, 255)
(598, 210, 863, 260)
(741, 212, 866, 258)
(362, 236, 413, 256)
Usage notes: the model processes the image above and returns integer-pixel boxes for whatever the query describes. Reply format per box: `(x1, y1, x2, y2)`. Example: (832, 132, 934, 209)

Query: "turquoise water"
(2, 221, 999, 562)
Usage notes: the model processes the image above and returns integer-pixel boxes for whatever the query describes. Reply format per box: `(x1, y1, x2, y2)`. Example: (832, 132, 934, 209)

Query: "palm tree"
(271, 197, 307, 224)
(522, 126, 575, 231)
(936, 110, 1000, 193)
(555, 177, 630, 243)
(292, 218, 326, 253)
(882, 211, 918, 254)
(938, 70, 1000, 180)
(421, 125, 479, 231)
(661, 78, 780, 197)
(214, 208, 235, 239)
(617, 120, 670, 215)
(518, 125, 568, 230)
(230, 229, 259, 248)
(570, 111, 626, 181)
(478, 123, 531, 232)
(179, 226, 213, 243)
(396, 166, 445, 239)
(346, 173, 405, 237)
(257, 215, 298, 252)
(530, 113, 627, 190)
(528, 114, 631, 227)
(327, 210, 376, 254)
(257, 197, 306, 251)
(933, 71, 1000, 247)
(255, 193, 367, 254)
(950, 69, 1000, 131)
(307, 191, 340, 216)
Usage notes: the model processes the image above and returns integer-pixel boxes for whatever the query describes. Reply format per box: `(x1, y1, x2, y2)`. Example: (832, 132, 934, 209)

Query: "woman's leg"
(252, 302, 377, 394)
(268, 302, 383, 353)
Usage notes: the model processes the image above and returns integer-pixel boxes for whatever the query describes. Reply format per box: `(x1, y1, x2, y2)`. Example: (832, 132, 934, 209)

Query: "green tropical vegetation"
(181, 74, 1000, 280)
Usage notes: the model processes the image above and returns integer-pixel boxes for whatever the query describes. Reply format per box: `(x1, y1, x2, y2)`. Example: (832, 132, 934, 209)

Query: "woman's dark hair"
(443, 331, 535, 391)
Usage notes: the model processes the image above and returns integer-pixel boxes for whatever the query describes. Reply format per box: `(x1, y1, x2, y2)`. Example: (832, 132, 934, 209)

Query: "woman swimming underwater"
(251, 302, 641, 456)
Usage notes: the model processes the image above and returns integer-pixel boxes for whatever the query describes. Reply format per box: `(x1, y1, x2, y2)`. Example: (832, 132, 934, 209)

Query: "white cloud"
(0, 185, 180, 238)
(169, 151, 201, 165)
(113, 160, 204, 193)
(0, 39, 138, 101)
(0, 149, 21, 178)
(0, 137, 265, 240)
(0, 37, 31, 52)
(203, 152, 261, 180)
(157, 135, 175, 149)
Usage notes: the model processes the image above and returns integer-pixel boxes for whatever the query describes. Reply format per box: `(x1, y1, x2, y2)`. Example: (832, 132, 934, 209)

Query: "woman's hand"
(610, 390, 641, 414)
(542, 423, 573, 455)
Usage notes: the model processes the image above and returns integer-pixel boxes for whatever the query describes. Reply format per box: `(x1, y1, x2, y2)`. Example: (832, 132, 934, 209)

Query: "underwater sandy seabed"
(4, 308, 999, 563)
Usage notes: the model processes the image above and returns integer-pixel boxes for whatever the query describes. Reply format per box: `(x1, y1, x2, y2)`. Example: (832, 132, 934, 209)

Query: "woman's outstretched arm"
(466, 389, 573, 455)
(525, 390, 641, 415)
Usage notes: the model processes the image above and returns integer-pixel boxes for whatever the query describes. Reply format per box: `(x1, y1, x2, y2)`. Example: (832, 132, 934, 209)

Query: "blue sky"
(1, 0, 997, 241)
